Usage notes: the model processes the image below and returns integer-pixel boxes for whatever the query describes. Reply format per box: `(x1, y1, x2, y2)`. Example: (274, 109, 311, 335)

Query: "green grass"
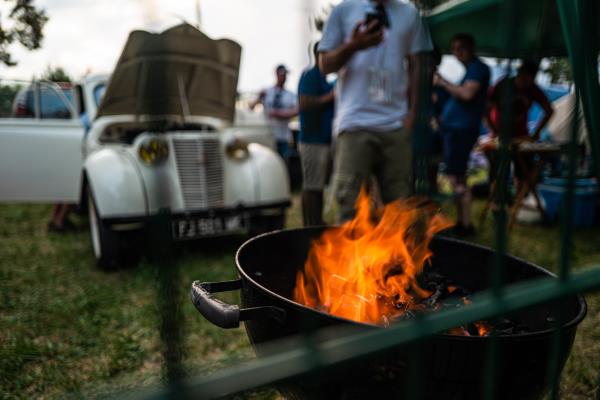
(466, 202, 600, 400)
(0, 191, 598, 399)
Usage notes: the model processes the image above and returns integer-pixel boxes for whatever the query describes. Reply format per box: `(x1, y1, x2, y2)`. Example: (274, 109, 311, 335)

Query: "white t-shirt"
(319, 0, 433, 134)
(263, 86, 297, 142)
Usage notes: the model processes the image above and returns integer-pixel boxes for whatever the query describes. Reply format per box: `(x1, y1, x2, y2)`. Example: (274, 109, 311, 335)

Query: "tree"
(0, 0, 48, 66)
(0, 83, 22, 116)
(41, 66, 72, 83)
(544, 58, 573, 84)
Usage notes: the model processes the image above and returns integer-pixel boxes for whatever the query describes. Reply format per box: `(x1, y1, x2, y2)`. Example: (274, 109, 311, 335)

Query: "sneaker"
(47, 219, 78, 233)
(61, 218, 79, 231)
(47, 221, 66, 233)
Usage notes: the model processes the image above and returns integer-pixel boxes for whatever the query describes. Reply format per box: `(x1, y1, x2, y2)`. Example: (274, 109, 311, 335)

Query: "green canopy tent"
(426, 0, 600, 178)
(427, 0, 599, 58)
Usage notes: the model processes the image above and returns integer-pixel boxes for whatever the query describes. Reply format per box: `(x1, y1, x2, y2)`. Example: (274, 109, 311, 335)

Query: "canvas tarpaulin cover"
(96, 24, 242, 122)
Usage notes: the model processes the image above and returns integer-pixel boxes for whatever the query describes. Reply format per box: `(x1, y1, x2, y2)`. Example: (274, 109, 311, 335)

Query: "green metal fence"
(126, 0, 600, 398)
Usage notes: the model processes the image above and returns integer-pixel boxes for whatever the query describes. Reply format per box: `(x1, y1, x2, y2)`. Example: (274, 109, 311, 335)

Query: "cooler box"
(537, 177, 598, 226)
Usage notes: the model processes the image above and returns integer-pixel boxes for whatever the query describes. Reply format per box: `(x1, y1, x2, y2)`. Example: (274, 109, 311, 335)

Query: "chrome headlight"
(139, 137, 169, 166)
(225, 137, 250, 161)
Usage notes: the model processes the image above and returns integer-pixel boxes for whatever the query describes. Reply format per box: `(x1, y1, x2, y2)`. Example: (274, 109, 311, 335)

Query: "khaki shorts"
(298, 143, 332, 191)
(333, 127, 413, 222)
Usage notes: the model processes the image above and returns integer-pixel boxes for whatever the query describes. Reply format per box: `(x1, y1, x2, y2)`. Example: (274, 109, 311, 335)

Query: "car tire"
(87, 187, 120, 270)
(248, 212, 286, 237)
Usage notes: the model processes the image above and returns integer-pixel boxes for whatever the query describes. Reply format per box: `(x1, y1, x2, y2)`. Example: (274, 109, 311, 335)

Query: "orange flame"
(293, 188, 452, 326)
(475, 321, 491, 336)
(454, 298, 492, 337)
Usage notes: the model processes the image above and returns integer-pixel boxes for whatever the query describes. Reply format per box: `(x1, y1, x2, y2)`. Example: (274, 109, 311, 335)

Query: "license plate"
(172, 215, 244, 240)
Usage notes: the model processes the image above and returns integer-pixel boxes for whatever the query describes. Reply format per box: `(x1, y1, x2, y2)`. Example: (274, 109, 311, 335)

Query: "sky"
(0, 0, 465, 92)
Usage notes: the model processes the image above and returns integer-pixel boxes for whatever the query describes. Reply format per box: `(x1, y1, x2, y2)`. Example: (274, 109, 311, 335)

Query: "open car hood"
(96, 24, 242, 122)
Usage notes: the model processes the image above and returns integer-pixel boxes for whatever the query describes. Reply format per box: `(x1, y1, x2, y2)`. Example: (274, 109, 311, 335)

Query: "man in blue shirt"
(250, 65, 298, 161)
(434, 33, 490, 236)
(298, 42, 335, 226)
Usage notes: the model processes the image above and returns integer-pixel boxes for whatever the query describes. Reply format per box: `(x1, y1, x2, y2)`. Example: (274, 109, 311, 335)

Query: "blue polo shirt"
(441, 58, 490, 132)
(298, 66, 334, 144)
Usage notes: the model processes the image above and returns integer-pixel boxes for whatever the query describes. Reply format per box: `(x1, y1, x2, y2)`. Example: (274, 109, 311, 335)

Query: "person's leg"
(509, 153, 541, 228)
(449, 174, 472, 227)
(48, 203, 74, 232)
(276, 140, 292, 186)
(301, 190, 324, 226)
(376, 127, 413, 203)
(276, 140, 289, 161)
(513, 153, 535, 194)
(478, 149, 500, 225)
(443, 130, 478, 233)
(299, 143, 330, 226)
(367, 175, 384, 213)
(56, 203, 72, 224)
(50, 204, 61, 223)
(332, 131, 375, 223)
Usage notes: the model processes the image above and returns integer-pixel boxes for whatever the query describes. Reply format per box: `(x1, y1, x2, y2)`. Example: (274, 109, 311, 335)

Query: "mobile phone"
(365, 13, 383, 33)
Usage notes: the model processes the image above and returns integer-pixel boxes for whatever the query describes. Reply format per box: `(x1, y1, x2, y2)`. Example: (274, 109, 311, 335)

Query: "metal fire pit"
(191, 227, 587, 400)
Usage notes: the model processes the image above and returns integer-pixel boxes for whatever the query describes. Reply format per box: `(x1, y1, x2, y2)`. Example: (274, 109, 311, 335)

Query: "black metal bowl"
(192, 227, 587, 400)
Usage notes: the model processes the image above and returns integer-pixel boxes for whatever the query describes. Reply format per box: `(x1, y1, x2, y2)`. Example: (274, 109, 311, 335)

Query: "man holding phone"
(318, 0, 432, 222)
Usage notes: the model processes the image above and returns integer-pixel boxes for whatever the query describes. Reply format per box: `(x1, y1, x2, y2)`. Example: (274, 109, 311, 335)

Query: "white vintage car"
(0, 24, 291, 268)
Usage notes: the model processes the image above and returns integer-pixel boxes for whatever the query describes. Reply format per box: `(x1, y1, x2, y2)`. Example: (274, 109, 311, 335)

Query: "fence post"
(148, 208, 186, 397)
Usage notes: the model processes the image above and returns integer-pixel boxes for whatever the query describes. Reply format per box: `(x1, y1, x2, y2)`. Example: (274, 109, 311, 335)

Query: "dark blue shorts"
(442, 129, 479, 177)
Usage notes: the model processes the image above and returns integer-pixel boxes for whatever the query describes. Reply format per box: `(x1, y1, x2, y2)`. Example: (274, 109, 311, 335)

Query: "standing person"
(298, 42, 335, 226)
(487, 61, 554, 142)
(251, 65, 298, 161)
(48, 87, 92, 234)
(434, 33, 490, 237)
(318, 0, 433, 223)
(486, 60, 554, 189)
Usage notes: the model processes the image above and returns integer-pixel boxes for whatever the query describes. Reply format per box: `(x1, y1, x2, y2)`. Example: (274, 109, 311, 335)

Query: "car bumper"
(103, 200, 291, 239)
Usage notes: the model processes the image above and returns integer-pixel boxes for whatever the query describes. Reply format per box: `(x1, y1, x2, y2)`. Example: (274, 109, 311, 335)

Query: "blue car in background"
(12, 82, 76, 119)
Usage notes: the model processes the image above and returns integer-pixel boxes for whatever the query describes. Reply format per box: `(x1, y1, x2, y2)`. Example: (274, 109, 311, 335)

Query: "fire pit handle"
(191, 280, 286, 329)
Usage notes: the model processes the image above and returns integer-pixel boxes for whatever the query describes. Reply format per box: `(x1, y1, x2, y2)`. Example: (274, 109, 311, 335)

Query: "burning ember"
(293, 188, 451, 326)
(293, 189, 529, 337)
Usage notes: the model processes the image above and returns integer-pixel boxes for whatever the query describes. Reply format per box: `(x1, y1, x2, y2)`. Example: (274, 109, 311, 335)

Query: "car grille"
(172, 138, 224, 209)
